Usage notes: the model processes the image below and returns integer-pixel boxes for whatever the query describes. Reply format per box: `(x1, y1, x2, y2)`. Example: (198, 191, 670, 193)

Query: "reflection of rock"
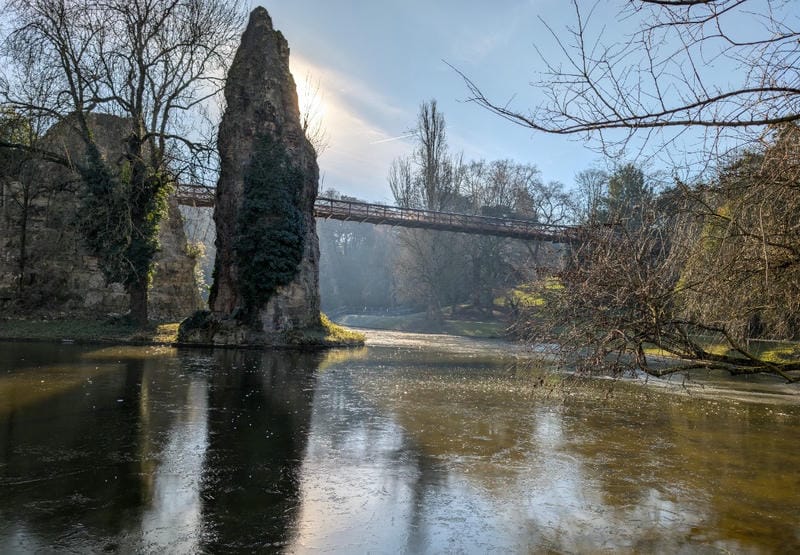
(200, 350, 321, 551)
(0, 113, 201, 319)
(0, 346, 321, 552)
(191, 7, 320, 346)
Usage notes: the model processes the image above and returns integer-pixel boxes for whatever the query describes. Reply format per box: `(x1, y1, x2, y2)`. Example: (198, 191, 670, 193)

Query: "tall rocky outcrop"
(183, 7, 320, 345)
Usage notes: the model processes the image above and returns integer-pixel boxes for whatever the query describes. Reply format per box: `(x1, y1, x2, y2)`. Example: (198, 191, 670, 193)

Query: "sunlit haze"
(259, 1, 599, 203)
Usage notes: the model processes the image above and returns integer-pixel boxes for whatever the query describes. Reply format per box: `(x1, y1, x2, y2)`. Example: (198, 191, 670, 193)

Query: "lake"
(1, 331, 799, 553)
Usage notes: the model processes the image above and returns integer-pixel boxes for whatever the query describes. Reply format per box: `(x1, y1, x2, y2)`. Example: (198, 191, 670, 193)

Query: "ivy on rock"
(235, 133, 307, 317)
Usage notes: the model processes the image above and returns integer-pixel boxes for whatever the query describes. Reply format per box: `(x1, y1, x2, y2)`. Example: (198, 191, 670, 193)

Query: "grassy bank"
(644, 336, 800, 366)
(0, 313, 365, 348)
(285, 314, 366, 347)
(0, 318, 180, 344)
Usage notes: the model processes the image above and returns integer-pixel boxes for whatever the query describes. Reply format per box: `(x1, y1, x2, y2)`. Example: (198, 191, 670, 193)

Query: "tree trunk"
(128, 277, 148, 326)
(125, 135, 150, 327)
(16, 192, 28, 296)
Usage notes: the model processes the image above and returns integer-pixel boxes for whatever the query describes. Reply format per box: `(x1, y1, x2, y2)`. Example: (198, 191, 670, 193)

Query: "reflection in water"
(0, 337, 799, 553)
(121, 375, 209, 552)
(289, 347, 800, 553)
(0, 344, 322, 553)
(199, 349, 321, 552)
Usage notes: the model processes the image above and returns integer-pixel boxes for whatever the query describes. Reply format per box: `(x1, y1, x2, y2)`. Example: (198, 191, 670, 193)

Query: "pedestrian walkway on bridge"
(175, 183, 579, 242)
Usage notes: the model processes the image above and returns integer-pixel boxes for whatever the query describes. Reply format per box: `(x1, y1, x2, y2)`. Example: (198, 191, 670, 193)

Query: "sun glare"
(294, 68, 328, 133)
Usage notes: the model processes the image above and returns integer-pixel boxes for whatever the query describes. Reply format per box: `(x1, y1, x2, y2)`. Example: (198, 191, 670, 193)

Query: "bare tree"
(452, 1, 800, 380)
(0, 111, 33, 292)
(299, 72, 329, 155)
(0, 0, 244, 324)
(574, 168, 608, 224)
(389, 100, 466, 317)
(388, 158, 417, 209)
(1, 98, 92, 309)
(413, 99, 461, 211)
(520, 142, 800, 383)
(457, 0, 800, 157)
(678, 124, 800, 344)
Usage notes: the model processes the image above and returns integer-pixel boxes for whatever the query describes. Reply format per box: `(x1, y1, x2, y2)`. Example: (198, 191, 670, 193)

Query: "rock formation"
(0, 113, 202, 320)
(181, 7, 321, 345)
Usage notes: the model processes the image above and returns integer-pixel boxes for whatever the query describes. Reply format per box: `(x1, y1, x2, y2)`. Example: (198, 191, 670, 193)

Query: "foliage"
(0, 107, 33, 156)
(127, 168, 171, 287)
(79, 145, 169, 288)
(519, 152, 800, 383)
(318, 313, 366, 344)
(235, 134, 306, 315)
(678, 124, 800, 342)
(185, 241, 209, 299)
(606, 163, 653, 229)
(501, 280, 563, 310)
(0, 0, 244, 324)
(78, 146, 129, 283)
(279, 313, 365, 346)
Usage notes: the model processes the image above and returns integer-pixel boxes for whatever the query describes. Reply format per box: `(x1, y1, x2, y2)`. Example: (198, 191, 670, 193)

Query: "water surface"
(1, 333, 798, 553)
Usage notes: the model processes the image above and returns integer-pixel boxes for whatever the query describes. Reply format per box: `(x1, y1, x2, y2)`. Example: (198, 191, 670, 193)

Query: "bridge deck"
(314, 197, 577, 241)
(175, 184, 578, 242)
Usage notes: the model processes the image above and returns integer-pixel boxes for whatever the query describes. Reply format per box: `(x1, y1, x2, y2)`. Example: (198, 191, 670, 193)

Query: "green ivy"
(127, 166, 170, 287)
(235, 133, 307, 317)
(79, 142, 169, 288)
(79, 143, 132, 284)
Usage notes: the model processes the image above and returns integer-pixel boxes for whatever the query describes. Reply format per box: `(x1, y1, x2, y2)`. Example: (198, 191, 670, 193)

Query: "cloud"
(288, 55, 414, 202)
(446, 4, 528, 64)
(369, 133, 417, 145)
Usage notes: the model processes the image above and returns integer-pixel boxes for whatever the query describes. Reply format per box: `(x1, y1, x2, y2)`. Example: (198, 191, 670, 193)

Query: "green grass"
(644, 336, 800, 364)
(494, 279, 563, 309)
(284, 313, 365, 347)
(440, 319, 506, 337)
(319, 313, 366, 344)
(510, 288, 546, 307)
(0, 318, 180, 344)
(0, 315, 365, 349)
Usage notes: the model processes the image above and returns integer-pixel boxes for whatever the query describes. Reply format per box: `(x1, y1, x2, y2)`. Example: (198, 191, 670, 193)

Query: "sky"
(256, 0, 600, 203)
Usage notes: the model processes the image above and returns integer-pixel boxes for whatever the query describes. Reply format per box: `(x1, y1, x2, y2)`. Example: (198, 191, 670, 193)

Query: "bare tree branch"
(454, 0, 800, 156)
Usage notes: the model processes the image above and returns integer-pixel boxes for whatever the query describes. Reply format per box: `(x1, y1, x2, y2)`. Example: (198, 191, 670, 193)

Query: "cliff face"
(0, 113, 202, 320)
(204, 7, 320, 343)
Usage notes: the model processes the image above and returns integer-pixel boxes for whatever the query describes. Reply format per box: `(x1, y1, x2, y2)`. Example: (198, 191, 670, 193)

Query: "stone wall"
(0, 114, 202, 320)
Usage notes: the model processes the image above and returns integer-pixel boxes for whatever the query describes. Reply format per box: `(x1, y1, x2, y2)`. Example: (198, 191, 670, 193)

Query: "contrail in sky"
(369, 132, 416, 145)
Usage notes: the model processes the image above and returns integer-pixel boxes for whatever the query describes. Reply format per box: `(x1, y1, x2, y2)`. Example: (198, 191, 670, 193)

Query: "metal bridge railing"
(174, 184, 578, 242)
(174, 183, 216, 207)
(313, 197, 578, 242)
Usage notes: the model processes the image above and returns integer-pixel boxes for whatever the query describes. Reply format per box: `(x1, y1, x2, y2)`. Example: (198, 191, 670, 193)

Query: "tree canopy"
(0, 0, 244, 323)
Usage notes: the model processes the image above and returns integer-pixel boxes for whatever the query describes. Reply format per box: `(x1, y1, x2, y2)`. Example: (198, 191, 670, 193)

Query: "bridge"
(176, 183, 579, 242)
